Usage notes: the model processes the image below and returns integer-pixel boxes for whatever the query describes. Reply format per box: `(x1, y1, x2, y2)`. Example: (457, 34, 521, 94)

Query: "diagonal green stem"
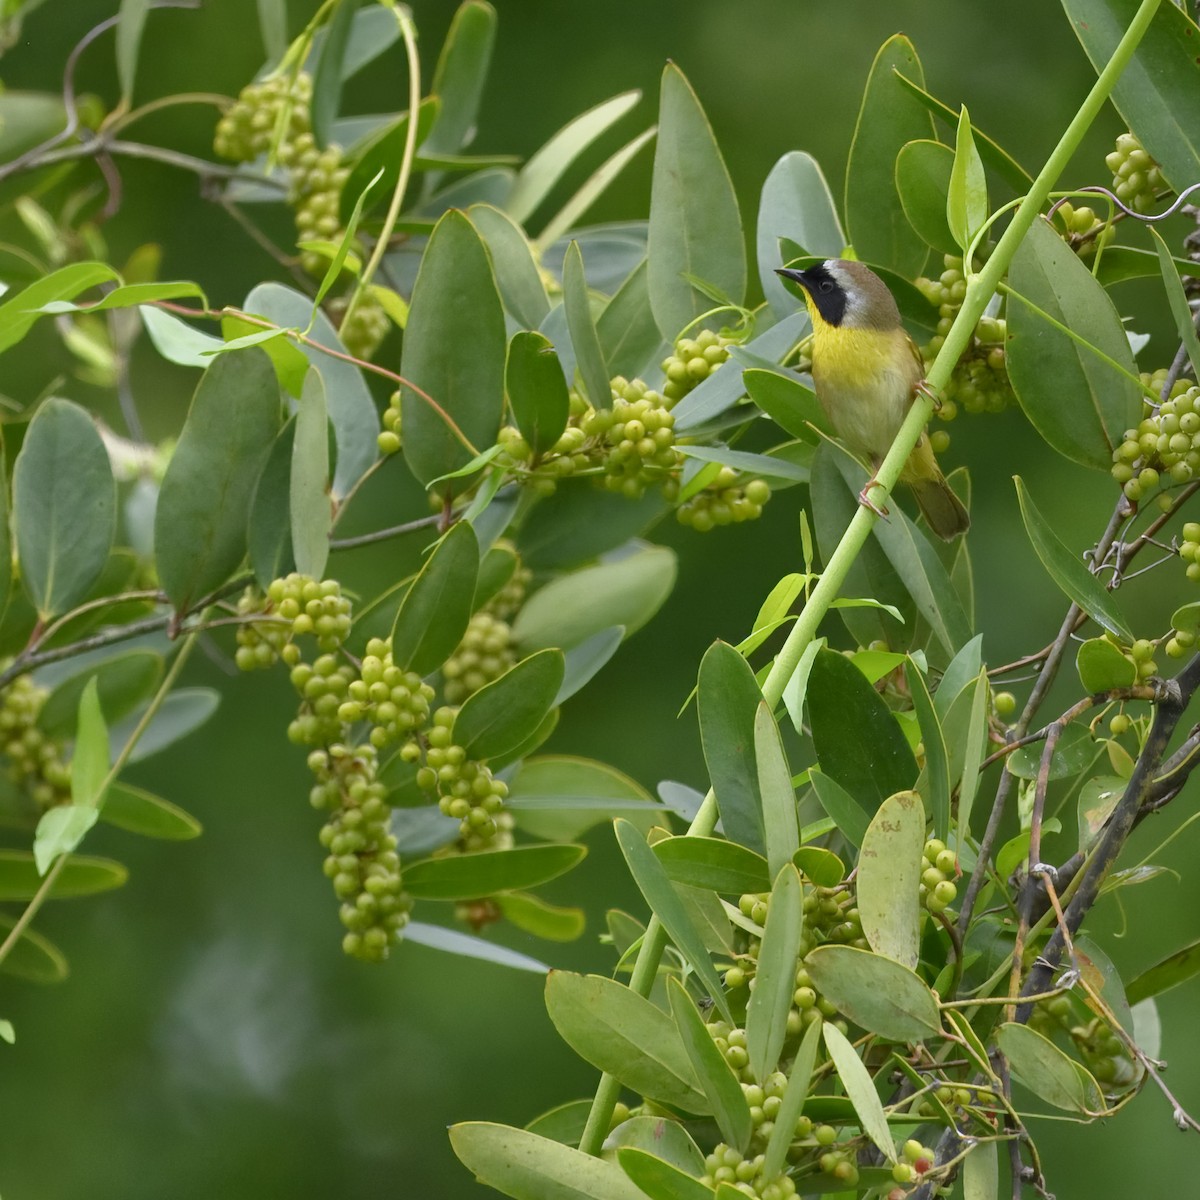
(579, 0, 1163, 1157)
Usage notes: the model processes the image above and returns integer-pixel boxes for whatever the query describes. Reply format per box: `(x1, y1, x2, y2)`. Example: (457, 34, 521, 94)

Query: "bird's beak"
(775, 267, 810, 291)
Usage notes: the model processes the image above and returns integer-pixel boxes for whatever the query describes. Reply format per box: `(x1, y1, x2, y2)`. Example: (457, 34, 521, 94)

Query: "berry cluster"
(1031, 995, 1135, 1088)
(287, 653, 359, 746)
(483, 544, 531, 621)
(310, 742, 410, 961)
(379, 389, 402, 455)
(1055, 201, 1116, 258)
(235, 574, 352, 671)
(213, 71, 353, 279)
(701, 1143, 797, 1200)
(920, 837, 958, 915)
(916, 256, 1014, 420)
(415, 706, 512, 850)
(0, 674, 72, 809)
(338, 637, 435, 750)
(584, 376, 681, 500)
(213, 72, 313, 163)
(661, 328, 736, 404)
(676, 470, 771, 531)
(327, 292, 391, 362)
(1111, 375, 1200, 507)
(441, 611, 517, 704)
(1106, 132, 1168, 215)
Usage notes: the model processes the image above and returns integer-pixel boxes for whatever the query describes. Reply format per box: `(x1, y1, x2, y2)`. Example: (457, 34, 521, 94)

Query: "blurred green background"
(1, 1, 1198, 1196)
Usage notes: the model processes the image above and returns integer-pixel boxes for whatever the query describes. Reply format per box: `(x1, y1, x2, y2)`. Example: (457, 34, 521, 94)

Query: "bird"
(776, 259, 970, 541)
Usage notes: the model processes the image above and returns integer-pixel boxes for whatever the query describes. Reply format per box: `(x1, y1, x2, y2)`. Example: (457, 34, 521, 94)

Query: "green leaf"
(807, 945, 941, 1042)
(290, 367, 331, 580)
(470, 204, 551, 329)
(676, 445, 810, 485)
(808, 772, 870, 848)
(0, 851, 127, 899)
(38, 280, 208, 315)
(792, 847, 844, 888)
(562, 241, 612, 407)
(1064, 0, 1200, 193)
(647, 63, 745, 340)
(0, 262, 118, 355)
(667, 978, 752, 1147)
(744, 368, 831, 441)
(615, 818, 732, 1024)
(997, 1022, 1101, 1113)
(404, 920, 548, 973)
(249, 417, 296, 587)
(514, 544, 676, 650)
(957, 670, 990, 842)
(597, 259, 663, 381)
(155, 348, 280, 612)
(506, 91, 642, 225)
(616, 1149, 712, 1200)
(653, 837, 770, 894)
(140, 304, 226, 367)
(746, 865, 803, 1083)
(495, 892, 584, 942)
(895, 140, 957, 256)
(99, 782, 202, 840)
(1077, 775, 1126, 849)
(109, 688, 219, 763)
(906, 661, 950, 840)
(822, 1022, 896, 1161)
(519, 484, 669, 571)
(557, 627, 624, 705)
(607, 1117, 705, 1177)
(947, 107, 988, 253)
(404, 844, 586, 900)
(12, 398, 115, 619)
(1006, 219, 1141, 470)
(1150, 228, 1200, 383)
(963, 1140, 999, 1200)
(1127, 938, 1200, 1005)
(338, 98, 439, 224)
(244, 283, 377, 497)
(856, 790, 925, 968)
(756, 150, 844, 318)
(1014, 477, 1132, 640)
(0, 92, 68, 165)
(507, 756, 658, 842)
(391, 522, 479, 674)
(844, 35, 933, 277)
(506, 332, 570, 457)
(546, 972, 705, 1111)
(754, 704, 799, 879)
(0, 914, 67, 984)
(455, 650, 565, 761)
(256, 0, 286, 64)
(697, 642, 766, 856)
(1076, 636, 1137, 693)
(310, 0, 356, 149)
(69, 677, 109, 810)
(524, 1101, 591, 1146)
(807, 649, 918, 816)
(450, 1122, 647, 1200)
(1007, 721, 1098, 781)
(935, 634, 983, 721)
(37, 650, 162, 739)
(401, 211, 506, 494)
(425, 1, 497, 156)
(762, 1018, 822, 1180)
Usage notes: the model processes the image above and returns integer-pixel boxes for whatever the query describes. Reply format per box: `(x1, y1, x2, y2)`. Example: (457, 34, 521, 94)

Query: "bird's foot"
(858, 478, 890, 519)
(915, 378, 941, 410)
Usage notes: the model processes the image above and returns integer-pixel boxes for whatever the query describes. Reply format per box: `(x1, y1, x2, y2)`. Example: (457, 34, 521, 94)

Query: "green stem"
(578, 0, 1164, 1156)
(339, 6, 421, 333)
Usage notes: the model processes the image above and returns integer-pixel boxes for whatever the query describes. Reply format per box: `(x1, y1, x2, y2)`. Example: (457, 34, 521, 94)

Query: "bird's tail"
(910, 476, 970, 541)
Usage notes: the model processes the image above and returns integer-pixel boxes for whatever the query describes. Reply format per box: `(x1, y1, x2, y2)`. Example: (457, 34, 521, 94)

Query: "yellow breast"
(808, 316, 921, 464)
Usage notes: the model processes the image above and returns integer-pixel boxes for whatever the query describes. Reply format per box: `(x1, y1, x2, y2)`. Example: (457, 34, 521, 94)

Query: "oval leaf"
(1076, 636, 1137, 693)
(403, 843, 585, 901)
(507, 755, 659, 842)
(1006, 218, 1141, 470)
(616, 1149, 712, 1200)
(506, 331, 570, 456)
(400, 210, 506, 494)
(895, 140, 957, 256)
(562, 240, 612, 409)
(647, 63, 745, 340)
(996, 1022, 1099, 1114)
(0, 850, 128, 899)
(454, 649, 565, 761)
(291, 366, 331, 580)
(155, 348, 280, 612)
(12, 398, 115, 619)
(746, 865, 804, 1084)
(547, 972, 706, 1112)
(856, 790, 925, 968)
(805, 945, 941, 1042)
(0, 913, 68, 983)
(37, 649, 162, 739)
(821, 1022, 896, 1162)
(99, 782, 203, 840)
(653, 837, 770, 895)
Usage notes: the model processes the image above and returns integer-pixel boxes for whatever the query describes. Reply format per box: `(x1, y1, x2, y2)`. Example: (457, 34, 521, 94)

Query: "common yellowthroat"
(777, 260, 970, 541)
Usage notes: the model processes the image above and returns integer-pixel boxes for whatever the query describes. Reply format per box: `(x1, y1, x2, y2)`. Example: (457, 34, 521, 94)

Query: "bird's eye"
(819, 279, 834, 293)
